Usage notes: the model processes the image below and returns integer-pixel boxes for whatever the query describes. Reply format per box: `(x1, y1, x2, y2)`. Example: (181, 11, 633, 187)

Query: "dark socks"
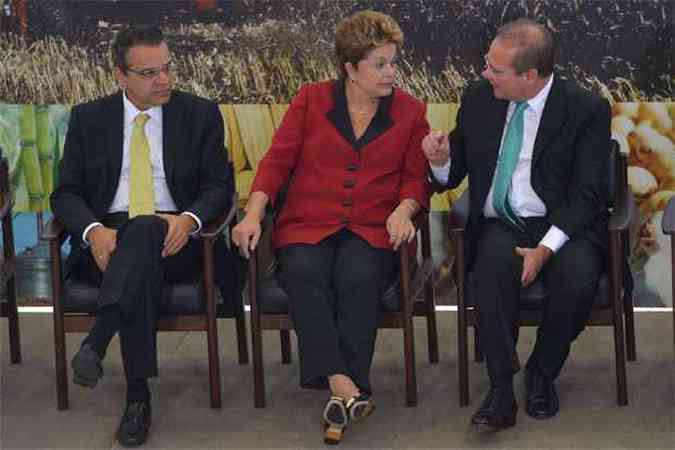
(126, 378, 151, 405)
(83, 304, 122, 359)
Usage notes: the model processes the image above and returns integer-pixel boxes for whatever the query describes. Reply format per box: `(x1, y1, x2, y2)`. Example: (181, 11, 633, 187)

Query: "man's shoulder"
(71, 92, 121, 117)
(554, 78, 608, 110)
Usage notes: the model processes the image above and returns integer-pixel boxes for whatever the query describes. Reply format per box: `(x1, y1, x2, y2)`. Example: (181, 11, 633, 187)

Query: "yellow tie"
(128, 113, 155, 218)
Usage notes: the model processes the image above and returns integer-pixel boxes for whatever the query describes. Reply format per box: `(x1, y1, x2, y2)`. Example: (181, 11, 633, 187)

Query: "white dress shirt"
(82, 92, 201, 242)
(431, 75, 569, 252)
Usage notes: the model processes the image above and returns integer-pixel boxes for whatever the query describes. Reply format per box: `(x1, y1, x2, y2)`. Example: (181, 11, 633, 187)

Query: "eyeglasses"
(362, 56, 398, 73)
(483, 55, 517, 77)
(125, 61, 172, 80)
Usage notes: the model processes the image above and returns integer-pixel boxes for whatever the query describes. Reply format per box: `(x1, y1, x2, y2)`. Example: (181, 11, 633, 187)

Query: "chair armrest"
(42, 217, 68, 244)
(662, 196, 675, 235)
(448, 190, 469, 233)
(200, 193, 238, 240)
(608, 187, 635, 233)
(412, 210, 428, 229)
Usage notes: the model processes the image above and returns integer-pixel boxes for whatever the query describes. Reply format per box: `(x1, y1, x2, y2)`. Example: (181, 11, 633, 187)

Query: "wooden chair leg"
(248, 254, 266, 408)
(424, 282, 439, 364)
(474, 326, 484, 363)
(252, 322, 265, 408)
(458, 310, 469, 407)
(53, 316, 69, 410)
(6, 277, 21, 364)
(623, 291, 636, 362)
(403, 321, 417, 407)
(610, 234, 628, 406)
(280, 329, 292, 364)
(235, 310, 249, 365)
(206, 318, 221, 409)
(614, 315, 628, 406)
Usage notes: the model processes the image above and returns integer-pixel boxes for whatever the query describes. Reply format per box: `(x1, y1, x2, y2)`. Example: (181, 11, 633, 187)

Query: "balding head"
(495, 18, 556, 78)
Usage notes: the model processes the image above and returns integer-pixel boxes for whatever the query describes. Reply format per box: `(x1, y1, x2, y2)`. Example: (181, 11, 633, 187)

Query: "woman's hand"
(386, 200, 419, 250)
(232, 191, 270, 259)
(232, 216, 262, 259)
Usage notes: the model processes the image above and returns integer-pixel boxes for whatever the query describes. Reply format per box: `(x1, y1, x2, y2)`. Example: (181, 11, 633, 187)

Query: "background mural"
(0, 0, 673, 306)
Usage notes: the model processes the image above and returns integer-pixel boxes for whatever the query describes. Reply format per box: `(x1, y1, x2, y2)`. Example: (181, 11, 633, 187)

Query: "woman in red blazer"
(232, 10, 430, 443)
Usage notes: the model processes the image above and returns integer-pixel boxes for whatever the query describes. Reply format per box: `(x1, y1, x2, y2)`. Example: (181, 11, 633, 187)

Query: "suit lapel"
(532, 78, 567, 169)
(105, 92, 124, 197)
(482, 97, 509, 175)
(162, 92, 182, 188)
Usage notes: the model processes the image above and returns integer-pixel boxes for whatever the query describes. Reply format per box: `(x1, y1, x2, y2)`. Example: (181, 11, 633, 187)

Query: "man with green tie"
(51, 25, 232, 446)
(423, 18, 611, 430)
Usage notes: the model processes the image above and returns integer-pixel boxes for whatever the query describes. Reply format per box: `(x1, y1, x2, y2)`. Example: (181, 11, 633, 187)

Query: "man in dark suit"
(50, 25, 232, 446)
(424, 19, 610, 430)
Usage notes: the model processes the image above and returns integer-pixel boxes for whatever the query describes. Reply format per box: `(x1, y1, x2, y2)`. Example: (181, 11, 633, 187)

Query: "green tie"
(492, 101, 528, 231)
(128, 113, 155, 218)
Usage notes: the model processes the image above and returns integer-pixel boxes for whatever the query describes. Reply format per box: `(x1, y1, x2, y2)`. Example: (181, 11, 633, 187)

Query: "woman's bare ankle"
(328, 374, 360, 399)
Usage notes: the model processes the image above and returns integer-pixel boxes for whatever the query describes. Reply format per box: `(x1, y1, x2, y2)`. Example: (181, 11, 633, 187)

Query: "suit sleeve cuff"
(539, 225, 569, 253)
(82, 222, 103, 247)
(429, 159, 451, 184)
(181, 212, 202, 235)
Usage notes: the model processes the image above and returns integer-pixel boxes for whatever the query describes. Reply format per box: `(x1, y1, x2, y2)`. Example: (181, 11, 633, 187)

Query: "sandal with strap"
(345, 393, 375, 422)
(323, 396, 348, 445)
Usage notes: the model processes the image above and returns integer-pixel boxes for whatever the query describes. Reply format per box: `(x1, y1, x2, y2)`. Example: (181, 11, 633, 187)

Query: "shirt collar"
(522, 74, 554, 114)
(123, 91, 162, 127)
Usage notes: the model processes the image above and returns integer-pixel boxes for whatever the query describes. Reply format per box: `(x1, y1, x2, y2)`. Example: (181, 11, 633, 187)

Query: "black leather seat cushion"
(466, 272, 611, 310)
(61, 277, 242, 317)
(257, 265, 412, 315)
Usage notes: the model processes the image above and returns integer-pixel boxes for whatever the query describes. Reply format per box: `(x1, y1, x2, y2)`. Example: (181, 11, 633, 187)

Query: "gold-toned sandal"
(323, 396, 348, 445)
(345, 394, 375, 422)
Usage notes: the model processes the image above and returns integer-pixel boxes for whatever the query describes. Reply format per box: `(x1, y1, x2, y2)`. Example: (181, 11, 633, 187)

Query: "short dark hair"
(495, 18, 556, 77)
(335, 10, 404, 80)
(112, 25, 166, 72)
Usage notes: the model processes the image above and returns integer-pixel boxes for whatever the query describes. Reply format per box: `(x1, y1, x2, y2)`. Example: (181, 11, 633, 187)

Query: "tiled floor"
(2, 311, 673, 449)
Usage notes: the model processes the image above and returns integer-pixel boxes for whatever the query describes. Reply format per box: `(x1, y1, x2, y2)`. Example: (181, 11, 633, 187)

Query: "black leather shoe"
(71, 344, 103, 388)
(117, 402, 152, 447)
(470, 385, 517, 431)
(525, 368, 559, 419)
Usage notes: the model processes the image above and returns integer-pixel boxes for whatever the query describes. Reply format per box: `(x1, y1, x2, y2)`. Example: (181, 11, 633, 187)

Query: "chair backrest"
(607, 139, 627, 211)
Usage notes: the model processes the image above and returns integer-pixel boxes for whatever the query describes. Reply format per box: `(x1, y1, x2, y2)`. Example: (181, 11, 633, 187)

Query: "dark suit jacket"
(251, 80, 431, 250)
(51, 90, 233, 279)
(436, 77, 611, 258)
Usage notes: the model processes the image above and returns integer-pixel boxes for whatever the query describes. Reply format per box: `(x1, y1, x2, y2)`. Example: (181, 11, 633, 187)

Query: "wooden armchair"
(247, 211, 438, 408)
(449, 141, 636, 406)
(659, 195, 675, 357)
(0, 155, 21, 364)
(42, 194, 247, 410)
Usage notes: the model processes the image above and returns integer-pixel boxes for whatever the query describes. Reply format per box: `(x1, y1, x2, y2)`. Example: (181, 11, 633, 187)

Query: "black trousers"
(471, 219, 603, 384)
(277, 229, 397, 395)
(77, 214, 201, 379)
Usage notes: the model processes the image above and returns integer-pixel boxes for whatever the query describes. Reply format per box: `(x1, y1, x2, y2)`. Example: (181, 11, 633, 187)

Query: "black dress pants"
(277, 229, 397, 396)
(76, 214, 201, 379)
(471, 219, 603, 384)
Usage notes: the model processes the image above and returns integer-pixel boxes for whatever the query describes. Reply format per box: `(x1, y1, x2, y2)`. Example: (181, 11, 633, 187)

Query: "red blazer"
(251, 80, 431, 250)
